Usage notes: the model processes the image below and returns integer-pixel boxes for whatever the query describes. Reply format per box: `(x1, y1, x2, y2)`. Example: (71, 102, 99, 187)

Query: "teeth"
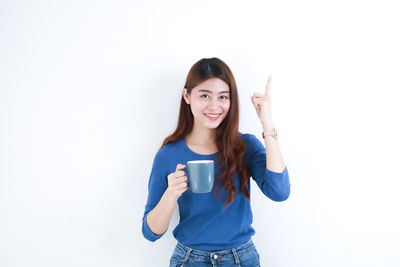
(205, 113, 220, 118)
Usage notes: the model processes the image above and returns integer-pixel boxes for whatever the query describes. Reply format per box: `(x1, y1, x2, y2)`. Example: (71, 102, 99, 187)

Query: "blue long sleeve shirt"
(142, 132, 291, 251)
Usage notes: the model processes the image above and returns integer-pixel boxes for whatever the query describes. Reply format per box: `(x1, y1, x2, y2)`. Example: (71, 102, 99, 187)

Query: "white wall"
(1, 0, 399, 266)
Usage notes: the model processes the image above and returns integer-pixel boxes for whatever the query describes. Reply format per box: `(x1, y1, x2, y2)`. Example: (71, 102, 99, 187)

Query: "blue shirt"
(142, 132, 291, 251)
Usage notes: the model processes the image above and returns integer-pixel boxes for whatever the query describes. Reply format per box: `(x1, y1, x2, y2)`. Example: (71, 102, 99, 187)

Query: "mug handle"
(183, 164, 190, 185)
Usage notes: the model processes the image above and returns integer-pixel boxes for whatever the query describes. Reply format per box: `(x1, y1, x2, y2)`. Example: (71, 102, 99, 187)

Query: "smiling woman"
(142, 57, 291, 267)
(183, 77, 231, 126)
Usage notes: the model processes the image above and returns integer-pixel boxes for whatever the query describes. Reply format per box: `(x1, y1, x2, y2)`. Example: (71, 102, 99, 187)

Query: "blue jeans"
(169, 239, 261, 267)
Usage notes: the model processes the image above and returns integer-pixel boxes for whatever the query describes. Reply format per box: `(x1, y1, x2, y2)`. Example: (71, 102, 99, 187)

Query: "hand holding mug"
(167, 163, 189, 199)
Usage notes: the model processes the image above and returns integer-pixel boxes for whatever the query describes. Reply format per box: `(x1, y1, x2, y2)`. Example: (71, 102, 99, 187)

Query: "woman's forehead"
(194, 78, 230, 93)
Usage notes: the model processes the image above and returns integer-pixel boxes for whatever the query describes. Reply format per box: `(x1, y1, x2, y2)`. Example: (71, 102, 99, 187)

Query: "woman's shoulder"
(151, 138, 184, 168)
(238, 132, 265, 154)
(238, 131, 258, 144)
(157, 137, 185, 155)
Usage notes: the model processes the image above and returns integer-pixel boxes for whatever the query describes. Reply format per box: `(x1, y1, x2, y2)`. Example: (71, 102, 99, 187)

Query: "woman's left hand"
(251, 75, 273, 127)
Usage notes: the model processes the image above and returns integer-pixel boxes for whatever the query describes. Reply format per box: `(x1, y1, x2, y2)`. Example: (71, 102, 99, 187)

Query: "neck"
(186, 123, 217, 146)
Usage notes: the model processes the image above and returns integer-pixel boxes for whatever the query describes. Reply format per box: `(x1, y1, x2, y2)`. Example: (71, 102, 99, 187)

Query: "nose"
(208, 96, 220, 108)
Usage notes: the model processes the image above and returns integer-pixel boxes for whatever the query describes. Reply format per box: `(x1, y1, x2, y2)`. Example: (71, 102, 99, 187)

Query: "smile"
(204, 113, 221, 120)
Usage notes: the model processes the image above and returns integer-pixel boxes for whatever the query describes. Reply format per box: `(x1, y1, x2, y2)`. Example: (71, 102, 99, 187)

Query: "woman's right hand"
(167, 163, 189, 199)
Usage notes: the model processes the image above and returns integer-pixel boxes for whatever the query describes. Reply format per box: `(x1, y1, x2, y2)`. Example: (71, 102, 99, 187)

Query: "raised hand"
(250, 75, 273, 127)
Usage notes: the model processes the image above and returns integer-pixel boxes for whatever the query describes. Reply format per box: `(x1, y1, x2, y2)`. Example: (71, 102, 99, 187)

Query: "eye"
(200, 94, 210, 98)
(220, 95, 229, 100)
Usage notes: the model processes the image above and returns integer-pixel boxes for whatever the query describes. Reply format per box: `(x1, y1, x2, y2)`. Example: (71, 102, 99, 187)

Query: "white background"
(1, 0, 399, 266)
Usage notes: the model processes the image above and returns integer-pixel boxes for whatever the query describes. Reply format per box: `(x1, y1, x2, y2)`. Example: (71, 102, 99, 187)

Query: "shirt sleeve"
(142, 148, 170, 242)
(245, 134, 291, 202)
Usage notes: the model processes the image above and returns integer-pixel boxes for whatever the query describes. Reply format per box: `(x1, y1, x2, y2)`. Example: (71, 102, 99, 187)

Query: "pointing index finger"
(265, 75, 271, 95)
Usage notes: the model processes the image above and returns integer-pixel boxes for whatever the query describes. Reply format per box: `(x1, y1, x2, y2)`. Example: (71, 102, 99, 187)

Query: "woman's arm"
(251, 76, 286, 173)
(143, 162, 188, 240)
(146, 188, 179, 235)
(262, 121, 286, 173)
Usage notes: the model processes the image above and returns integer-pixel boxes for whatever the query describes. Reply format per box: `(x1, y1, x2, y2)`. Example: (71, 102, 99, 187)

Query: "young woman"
(142, 57, 291, 267)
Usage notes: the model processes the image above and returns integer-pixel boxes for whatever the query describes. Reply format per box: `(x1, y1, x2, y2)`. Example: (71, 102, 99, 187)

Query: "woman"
(142, 57, 291, 266)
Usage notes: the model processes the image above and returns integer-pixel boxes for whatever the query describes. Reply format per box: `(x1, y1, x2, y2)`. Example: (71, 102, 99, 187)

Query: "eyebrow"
(198, 89, 229, 94)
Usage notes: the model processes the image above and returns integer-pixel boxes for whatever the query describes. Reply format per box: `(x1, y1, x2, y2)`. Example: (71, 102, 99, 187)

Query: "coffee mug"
(186, 160, 214, 193)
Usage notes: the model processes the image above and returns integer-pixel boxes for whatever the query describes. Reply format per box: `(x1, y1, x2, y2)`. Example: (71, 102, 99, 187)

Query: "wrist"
(165, 187, 180, 201)
(262, 121, 274, 131)
(262, 127, 278, 140)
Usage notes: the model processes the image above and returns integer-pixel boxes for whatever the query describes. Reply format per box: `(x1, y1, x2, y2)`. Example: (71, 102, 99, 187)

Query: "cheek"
(222, 101, 230, 112)
(191, 103, 207, 114)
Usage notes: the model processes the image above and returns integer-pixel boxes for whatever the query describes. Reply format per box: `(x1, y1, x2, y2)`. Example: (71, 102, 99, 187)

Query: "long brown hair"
(160, 57, 251, 209)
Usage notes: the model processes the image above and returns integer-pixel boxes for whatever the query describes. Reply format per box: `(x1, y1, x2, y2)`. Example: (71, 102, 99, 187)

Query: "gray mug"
(186, 160, 214, 193)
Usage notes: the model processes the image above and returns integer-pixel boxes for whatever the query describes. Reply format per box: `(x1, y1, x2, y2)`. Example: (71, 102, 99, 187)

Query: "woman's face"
(183, 78, 231, 129)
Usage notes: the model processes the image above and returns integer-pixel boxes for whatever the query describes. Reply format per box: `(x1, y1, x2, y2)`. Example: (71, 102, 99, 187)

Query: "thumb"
(176, 163, 186, 171)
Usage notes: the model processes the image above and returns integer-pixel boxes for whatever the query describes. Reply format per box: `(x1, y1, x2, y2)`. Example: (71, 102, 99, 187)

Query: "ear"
(182, 88, 190, 104)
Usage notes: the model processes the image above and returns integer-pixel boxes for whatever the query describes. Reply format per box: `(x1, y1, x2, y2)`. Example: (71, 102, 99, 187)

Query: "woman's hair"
(159, 57, 251, 210)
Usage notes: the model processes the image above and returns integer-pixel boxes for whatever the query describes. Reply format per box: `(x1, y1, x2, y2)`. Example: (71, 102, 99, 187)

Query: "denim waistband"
(174, 239, 256, 262)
